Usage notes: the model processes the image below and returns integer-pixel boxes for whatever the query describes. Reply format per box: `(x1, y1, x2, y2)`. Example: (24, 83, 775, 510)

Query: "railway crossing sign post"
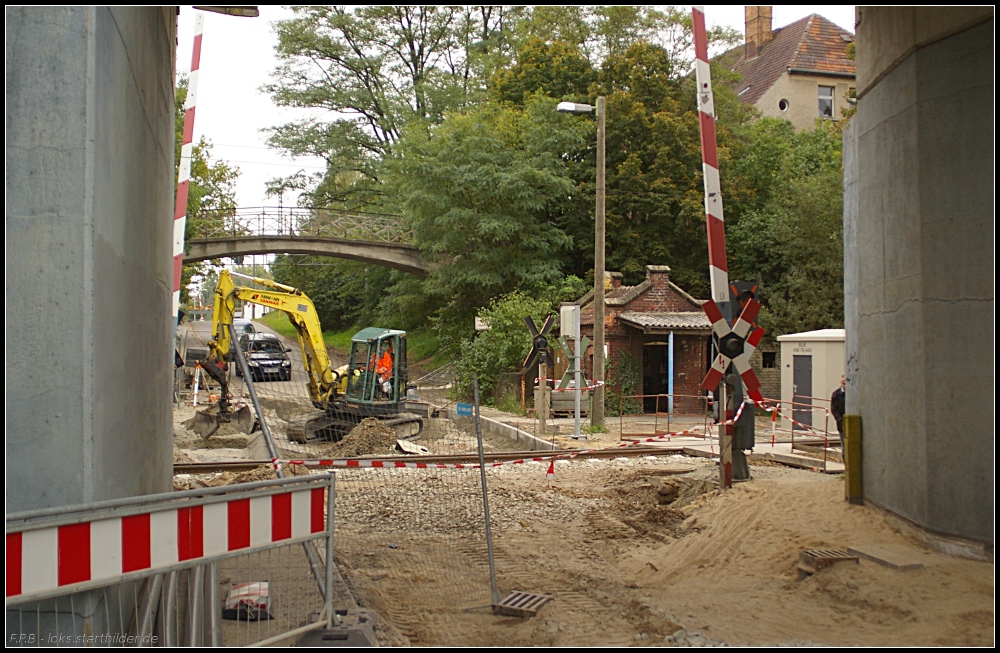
(523, 315, 556, 438)
(693, 6, 766, 489)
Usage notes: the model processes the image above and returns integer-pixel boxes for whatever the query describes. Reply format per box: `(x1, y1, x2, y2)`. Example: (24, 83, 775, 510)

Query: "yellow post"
(844, 414, 862, 504)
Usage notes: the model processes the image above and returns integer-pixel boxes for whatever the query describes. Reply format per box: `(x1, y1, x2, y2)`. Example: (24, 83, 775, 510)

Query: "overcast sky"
(176, 6, 857, 210)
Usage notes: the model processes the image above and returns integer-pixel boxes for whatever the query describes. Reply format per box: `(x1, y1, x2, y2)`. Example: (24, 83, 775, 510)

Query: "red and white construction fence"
(6, 477, 331, 605)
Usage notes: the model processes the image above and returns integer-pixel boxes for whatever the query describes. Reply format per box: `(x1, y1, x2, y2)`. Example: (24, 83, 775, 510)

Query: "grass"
(256, 311, 297, 339)
(254, 312, 445, 366)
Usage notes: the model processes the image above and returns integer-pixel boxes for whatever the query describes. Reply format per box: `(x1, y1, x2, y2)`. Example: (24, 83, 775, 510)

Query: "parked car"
(235, 333, 292, 381)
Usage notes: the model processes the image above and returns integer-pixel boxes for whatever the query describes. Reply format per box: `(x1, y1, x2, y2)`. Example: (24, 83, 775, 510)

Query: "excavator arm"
(192, 270, 339, 437)
(215, 272, 338, 401)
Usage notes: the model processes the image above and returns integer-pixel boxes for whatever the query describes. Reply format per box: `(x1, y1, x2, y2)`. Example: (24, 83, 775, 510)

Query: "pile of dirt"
(323, 418, 398, 458)
(173, 464, 311, 491)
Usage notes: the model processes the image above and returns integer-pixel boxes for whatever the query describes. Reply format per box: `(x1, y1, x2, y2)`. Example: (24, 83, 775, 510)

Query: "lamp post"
(557, 98, 605, 429)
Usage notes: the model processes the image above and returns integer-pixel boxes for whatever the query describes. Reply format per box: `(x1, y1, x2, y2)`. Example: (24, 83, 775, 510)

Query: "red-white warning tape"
(755, 400, 830, 437)
(284, 455, 558, 470)
(533, 377, 606, 392)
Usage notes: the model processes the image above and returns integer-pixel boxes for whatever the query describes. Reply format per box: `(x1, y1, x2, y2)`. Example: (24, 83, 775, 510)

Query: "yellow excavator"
(191, 270, 423, 443)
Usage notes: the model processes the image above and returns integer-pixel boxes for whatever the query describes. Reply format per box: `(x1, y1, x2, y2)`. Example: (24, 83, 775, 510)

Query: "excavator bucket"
(233, 404, 254, 433)
(191, 403, 255, 439)
(192, 408, 223, 439)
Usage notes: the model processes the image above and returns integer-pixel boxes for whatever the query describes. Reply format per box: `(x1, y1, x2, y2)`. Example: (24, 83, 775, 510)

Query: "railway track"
(173, 446, 686, 474)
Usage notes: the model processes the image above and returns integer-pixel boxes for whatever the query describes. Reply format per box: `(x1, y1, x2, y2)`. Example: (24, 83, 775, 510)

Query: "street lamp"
(557, 98, 605, 429)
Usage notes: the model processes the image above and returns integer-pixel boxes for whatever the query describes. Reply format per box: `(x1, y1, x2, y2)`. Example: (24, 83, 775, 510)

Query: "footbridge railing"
(190, 206, 413, 244)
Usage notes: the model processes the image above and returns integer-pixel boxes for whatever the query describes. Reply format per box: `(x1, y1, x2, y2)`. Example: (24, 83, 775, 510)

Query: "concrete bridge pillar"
(5, 7, 176, 511)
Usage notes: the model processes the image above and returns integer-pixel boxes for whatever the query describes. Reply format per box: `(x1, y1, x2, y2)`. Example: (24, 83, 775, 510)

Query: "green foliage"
(605, 350, 642, 416)
(491, 38, 595, 105)
(174, 78, 240, 307)
(271, 256, 398, 332)
(727, 119, 845, 335)
(256, 311, 298, 340)
(453, 291, 552, 404)
(576, 41, 726, 293)
(510, 7, 740, 68)
(393, 94, 589, 345)
(264, 6, 516, 208)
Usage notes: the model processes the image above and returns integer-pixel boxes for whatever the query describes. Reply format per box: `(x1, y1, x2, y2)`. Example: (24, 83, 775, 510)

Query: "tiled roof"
(729, 14, 855, 106)
(617, 312, 712, 331)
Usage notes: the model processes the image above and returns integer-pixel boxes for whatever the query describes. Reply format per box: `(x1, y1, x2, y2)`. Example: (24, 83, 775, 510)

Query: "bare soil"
(172, 406, 994, 646)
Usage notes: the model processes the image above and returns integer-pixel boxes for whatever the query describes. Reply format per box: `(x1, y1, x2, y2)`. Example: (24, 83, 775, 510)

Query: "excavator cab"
(344, 328, 407, 409)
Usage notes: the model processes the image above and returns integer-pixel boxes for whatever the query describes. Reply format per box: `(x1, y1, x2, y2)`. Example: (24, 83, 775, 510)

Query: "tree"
(549, 41, 754, 296)
(727, 120, 845, 335)
(174, 77, 239, 307)
(264, 6, 516, 209)
(391, 94, 589, 347)
(270, 256, 395, 332)
(453, 291, 553, 403)
(510, 6, 740, 68)
(491, 38, 595, 105)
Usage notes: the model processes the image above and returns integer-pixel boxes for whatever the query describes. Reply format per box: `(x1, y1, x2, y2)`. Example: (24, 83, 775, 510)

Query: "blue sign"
(456, 403, 473, 416)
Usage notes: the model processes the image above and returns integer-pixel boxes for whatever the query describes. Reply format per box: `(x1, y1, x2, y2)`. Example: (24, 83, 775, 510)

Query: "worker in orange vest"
(376, 341, 394, 398)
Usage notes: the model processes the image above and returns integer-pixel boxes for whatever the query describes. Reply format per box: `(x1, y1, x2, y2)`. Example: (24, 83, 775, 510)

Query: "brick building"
(576, 265, 712, 415)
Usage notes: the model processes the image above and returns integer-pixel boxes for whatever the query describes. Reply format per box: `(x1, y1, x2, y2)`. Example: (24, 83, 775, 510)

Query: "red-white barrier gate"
(6, 475, 335, 647)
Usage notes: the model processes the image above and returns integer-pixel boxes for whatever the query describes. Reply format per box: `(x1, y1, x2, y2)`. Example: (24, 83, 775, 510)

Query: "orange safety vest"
(376, 350, 393, 381)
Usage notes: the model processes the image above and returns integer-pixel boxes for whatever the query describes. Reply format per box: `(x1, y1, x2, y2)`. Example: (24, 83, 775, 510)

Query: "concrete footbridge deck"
(183, 206, 430, 276)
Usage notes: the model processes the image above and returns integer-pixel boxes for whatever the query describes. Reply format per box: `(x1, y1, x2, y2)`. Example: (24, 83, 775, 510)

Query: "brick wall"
(750, 339, 781, 401)
(581, 266, 712, 416)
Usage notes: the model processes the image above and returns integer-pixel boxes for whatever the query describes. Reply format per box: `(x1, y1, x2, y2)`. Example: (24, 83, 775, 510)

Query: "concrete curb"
(438, 407, 559, 452)
(477, 414, 560, 452)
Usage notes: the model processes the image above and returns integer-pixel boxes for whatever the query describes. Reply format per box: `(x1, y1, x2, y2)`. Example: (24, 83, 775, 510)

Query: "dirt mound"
(321, 418, 398, 458)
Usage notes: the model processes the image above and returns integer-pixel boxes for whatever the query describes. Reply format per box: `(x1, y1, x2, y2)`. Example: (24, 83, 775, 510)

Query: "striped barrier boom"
(6, 483, 327, 605)
(692, 6, 766, 405)
(173, 11, 204, 325)
(692, 5, 729, 305)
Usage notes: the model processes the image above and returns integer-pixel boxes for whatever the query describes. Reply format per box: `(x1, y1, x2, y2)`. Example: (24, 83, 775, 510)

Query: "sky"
(175, 6, 857, 210)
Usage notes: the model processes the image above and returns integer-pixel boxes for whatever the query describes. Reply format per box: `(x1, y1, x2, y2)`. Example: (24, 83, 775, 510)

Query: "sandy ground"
(173, 394, 993, 647)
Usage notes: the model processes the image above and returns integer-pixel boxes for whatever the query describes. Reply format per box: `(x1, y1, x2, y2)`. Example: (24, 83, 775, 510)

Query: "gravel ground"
(172, 395, 993, 647)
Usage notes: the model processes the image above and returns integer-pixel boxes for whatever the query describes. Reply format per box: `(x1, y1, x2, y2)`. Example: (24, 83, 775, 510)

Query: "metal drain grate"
(798, 549, 859, 579)
(492, 590, 553, 617)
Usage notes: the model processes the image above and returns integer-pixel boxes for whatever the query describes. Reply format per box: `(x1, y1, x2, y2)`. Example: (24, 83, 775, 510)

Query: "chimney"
(645, 265, 671, 289)
(745, 6, 773, 58)
(608, 272, 623, 289)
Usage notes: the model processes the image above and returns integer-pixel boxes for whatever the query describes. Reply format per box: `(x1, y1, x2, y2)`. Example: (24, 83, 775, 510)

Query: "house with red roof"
(729, 7, 856, 131)
(573, 266, 711, 415)
(570, 265, 781, 415)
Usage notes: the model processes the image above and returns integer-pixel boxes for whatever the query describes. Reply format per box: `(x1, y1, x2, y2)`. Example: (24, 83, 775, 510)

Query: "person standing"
(831, 375, 846, 450)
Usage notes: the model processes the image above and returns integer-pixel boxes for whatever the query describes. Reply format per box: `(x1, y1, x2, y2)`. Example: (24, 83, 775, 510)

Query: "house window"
(818, 85, 835, 117)
(762, 352, 777, 368)
(778, 98, 789, 111)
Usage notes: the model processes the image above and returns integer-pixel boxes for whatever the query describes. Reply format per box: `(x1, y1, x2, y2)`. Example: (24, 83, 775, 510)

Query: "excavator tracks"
(286, 411, 424, 444)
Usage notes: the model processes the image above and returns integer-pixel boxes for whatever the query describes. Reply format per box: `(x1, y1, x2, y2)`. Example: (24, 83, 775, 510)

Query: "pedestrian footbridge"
(183, 207, 429, 276)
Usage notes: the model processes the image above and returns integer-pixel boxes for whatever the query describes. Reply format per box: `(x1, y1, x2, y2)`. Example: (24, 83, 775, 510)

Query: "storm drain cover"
(798, 549, 859, 579)
(492, 590, 552, 617)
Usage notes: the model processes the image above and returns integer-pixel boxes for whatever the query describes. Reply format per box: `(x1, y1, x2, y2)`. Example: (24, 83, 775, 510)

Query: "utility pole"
(555, 98, 606, 430)
(593, 96, 606, 429)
